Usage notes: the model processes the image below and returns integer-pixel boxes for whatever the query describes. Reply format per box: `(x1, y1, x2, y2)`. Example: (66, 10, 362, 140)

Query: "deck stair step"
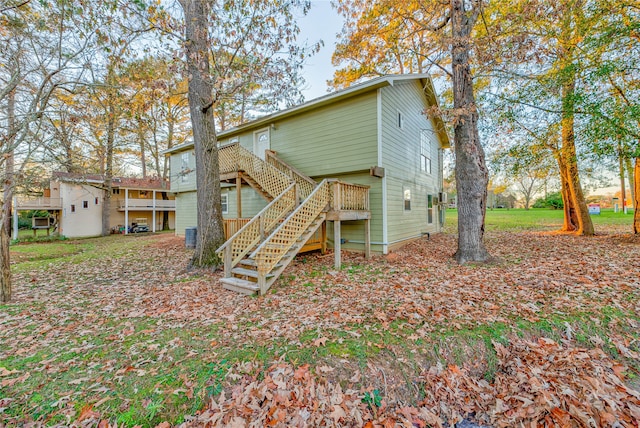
(220, 277, 260, 295)
(231, 267, 274, 279)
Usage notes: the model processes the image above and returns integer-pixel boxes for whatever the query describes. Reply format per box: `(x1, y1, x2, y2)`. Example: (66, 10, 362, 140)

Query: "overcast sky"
(296, 1, 344, 100)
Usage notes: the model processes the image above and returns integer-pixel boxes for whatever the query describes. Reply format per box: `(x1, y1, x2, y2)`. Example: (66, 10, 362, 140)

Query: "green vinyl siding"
(269, 93, 378, 177)
(380, 81, 443, 244)
(221, 186, 268, 219)
(169, 150, 197, 193)
(175, 190, 197, 236)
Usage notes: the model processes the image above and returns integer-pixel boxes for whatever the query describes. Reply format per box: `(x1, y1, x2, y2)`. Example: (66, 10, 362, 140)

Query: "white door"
(253, 129, 270, 160)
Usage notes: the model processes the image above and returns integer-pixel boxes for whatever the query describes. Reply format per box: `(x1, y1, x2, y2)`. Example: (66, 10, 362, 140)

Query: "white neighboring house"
(15, 172, 176, 238)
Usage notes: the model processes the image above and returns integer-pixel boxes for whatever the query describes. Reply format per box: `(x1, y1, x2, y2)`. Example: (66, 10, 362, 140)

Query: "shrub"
(533, 192, 563, 209)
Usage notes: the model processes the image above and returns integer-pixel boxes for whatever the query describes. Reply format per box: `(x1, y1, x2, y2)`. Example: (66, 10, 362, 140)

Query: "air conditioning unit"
(439, 192, 448, 204)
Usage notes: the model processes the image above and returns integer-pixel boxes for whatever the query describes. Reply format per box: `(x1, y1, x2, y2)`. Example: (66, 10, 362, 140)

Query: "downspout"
(377, 88, 388, 254)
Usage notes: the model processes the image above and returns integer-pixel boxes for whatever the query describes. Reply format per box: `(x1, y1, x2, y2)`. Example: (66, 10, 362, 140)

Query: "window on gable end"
(420, 130, 432, 174)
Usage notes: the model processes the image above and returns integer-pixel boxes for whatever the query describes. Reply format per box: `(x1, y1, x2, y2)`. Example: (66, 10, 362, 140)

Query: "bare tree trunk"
(4, 89, 15, 234)
(102, 64, 115, 237)
(180, 0, 225, 267)
(0, 222, 11, 303)
(626, 156, 635, 209)
(161, 191, 170, 230)
(451, 0, 490, 263)
(138, 124, 147, 178)
(634, 157, 639, 234)
(558, 76, 593, 235)
(557, 156, 579, 231)
(1, 89, 15, 302)
(619, 143, 626, 210)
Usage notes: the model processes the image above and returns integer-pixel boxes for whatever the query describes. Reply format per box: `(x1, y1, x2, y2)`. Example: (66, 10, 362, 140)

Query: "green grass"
(445, 207, 633, 232)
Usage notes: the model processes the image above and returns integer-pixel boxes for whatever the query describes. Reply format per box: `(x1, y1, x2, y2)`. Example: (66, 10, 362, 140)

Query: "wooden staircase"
(216, 144, 325, 295)
(216, 143, 370, 296)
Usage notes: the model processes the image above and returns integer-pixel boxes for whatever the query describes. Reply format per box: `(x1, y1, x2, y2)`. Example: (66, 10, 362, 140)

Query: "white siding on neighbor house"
(175, 191, 197, 236)
(380, 80, 443, 245)
(59, 183, 103, 237)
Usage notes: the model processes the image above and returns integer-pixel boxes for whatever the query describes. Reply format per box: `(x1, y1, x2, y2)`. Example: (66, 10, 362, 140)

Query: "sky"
(295, 1, 344, 100)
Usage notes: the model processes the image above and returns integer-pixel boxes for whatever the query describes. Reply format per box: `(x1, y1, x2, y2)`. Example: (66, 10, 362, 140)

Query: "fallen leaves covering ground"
(1, 229, 639, 426)
(179, 337, 640, 427)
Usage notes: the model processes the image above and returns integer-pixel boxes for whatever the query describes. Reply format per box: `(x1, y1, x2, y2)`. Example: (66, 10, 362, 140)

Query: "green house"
(164, 74, 450, 294)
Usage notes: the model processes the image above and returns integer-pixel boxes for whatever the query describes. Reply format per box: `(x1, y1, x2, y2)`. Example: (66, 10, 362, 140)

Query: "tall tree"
(176, 0, 314, 267)
(179, 0, 224, 267)
(333, 0, 491, 262)
(1, 0, 92, 301)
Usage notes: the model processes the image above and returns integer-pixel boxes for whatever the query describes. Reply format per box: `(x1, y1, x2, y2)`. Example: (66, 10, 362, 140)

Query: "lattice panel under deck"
(253, 181, 331, 275)
(226, 185, 297, 265)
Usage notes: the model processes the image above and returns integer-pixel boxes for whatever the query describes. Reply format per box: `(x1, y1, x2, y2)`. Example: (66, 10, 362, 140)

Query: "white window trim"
(180, 152, 190, 183)
(403, 187, 411, 212)
(420, 130, 432, 175)
(253, 127, 270, 159)
(221, 193, 228, 214)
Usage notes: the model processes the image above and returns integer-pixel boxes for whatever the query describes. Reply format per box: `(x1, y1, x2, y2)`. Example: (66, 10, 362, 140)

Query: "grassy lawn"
(1, 214, 639, 426)
(445, 207, 634, 232)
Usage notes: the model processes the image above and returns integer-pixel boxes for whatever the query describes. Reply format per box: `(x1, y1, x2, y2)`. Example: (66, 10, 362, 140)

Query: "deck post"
(124, 188, 129, 235)
(236, 176, 242, 218)
(321, 221, 327, 254)
(258, 273, 267, 295)
(364, 218, 371, 259)
(334, 220, 341, 269)
(223, 246, 232, 277)
(152, 190, 156, 232)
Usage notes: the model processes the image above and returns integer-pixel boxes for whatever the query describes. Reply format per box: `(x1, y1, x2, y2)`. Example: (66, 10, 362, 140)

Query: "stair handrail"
(216, 182, 298, 274)
(250, 179, 331, 275)
(265, 150, 317, 200)
(236, 145, 292, 200)
(218, 142, 240, 175)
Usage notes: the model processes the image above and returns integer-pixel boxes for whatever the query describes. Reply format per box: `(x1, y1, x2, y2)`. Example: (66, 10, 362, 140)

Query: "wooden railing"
(223, 218, 322, 251)
(218, 142, 292, 200)
(265, 150, 316, 200)
(223, 218, 251, 238)
(16, 197, 63, 210)
(117, 199, 175, 209)
(252, 180, 331, 276)
(218, 143, 240, 175)
(330, 180, 370, 211)
(217, 184, 298, 273)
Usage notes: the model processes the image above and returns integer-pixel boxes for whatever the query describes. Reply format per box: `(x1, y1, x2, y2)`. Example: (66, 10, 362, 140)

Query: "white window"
(71, 204, 76, 213)
(221, 193, 228, 214)
(181, 152, 190, 182)
(403, 188, 411, 211)
(397, 111, 404, 129)
(82, 200, 88, 209)
(420, 130, 432, 174)
(427, 194, 434, 224)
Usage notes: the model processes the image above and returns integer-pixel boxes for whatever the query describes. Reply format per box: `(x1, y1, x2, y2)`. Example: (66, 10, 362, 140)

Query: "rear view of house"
(165, 74, 450, 294)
